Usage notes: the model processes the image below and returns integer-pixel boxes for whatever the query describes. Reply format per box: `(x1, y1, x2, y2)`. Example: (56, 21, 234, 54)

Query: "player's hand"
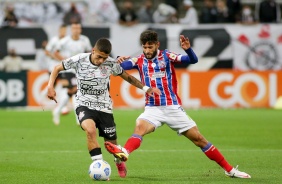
(47, 87, 57, 103)
(180, 35, 191, 50)
(116, 56, 130, 64)
(146, 87, 161, 97)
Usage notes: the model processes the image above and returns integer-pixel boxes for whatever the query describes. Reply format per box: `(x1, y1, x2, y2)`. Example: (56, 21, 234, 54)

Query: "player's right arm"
(47, 63, 65, 103)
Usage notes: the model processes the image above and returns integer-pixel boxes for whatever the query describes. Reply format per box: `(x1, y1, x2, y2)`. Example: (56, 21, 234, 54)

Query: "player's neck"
(89, 54, 98, 66)
(72, 35, 80, 40)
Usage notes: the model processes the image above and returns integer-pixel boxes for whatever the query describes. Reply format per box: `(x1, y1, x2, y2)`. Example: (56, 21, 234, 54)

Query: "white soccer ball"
(88, 160, 111, 181)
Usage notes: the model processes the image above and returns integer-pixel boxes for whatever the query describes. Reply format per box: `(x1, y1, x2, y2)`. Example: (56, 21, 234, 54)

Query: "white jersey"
(45, 36, 61, 72)
(62, 53, 123, 114)
(56, 35, 92, 58)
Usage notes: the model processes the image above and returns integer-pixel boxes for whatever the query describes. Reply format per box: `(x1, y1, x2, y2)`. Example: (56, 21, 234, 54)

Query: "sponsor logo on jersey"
(151, 71, 165, 79)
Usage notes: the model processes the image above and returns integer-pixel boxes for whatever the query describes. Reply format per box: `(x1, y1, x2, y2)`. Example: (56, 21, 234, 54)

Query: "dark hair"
(95, 38, 112, 54)
(140, 30, 158, 45)
(60, 24, 67, 28)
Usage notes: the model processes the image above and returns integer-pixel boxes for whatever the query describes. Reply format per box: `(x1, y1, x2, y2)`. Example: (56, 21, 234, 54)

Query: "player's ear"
(156, 42, 160, 48)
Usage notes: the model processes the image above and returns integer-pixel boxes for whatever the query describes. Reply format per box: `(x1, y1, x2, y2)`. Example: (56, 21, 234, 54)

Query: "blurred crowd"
(1, 0, 281, 28)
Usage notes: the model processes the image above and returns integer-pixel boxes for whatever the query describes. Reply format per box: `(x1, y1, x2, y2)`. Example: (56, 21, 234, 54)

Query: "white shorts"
(137, 105, 196, 135)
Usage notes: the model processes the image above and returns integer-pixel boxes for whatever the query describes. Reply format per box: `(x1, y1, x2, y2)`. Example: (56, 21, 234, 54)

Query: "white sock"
(72, 95, 80, 125)
(91, 154, 103, 161)
(54, 88, 69, 114)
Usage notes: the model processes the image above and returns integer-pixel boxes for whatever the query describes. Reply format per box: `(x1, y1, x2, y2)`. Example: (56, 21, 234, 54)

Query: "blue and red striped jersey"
(127, 49, 187, 106)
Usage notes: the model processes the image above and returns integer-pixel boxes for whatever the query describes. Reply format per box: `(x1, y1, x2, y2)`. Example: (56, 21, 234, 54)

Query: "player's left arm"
(179, 35, 198, 64)
(119, 70, 161, 97)
(116, 56, 135, 70)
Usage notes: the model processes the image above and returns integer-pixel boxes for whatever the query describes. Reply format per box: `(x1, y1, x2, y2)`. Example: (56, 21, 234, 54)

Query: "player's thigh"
(137, 106, 163, 133)
(61, 72, 76, 88)
(68, 73, 77, 88)
(97, 111, 117, 140)
(76, 106, 95, 125)
(166, 107, 196, 135)
(68, 86, 77, 94)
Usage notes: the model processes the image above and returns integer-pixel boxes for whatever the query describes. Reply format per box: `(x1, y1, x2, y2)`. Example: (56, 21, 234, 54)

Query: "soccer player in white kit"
(40, 25, 67, 117)
(52, 23, 92, 125)
(47, 38, 161, 178)
(45, 24, 67, 76)
(104, 30, 251, 179)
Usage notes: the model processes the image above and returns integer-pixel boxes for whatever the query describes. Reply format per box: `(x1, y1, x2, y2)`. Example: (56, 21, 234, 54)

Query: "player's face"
(91, 48, 109, 66)
(142, 42, 159, 59)
(71, 24, 82, 37)
(59, 27, 67, 38)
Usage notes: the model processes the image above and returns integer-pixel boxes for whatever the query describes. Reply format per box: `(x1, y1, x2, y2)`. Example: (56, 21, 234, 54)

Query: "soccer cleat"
(114, 158, 127, 178)
(52, 109, 60, 125)
(225, 165, 251, 178)
(104, 142, 129, 162)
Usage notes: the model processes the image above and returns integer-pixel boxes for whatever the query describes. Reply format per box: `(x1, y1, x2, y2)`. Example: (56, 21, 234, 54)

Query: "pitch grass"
(0, 108, 281, 184)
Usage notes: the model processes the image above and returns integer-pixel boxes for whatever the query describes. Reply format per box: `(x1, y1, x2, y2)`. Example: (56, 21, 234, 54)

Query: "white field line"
(0, 149, 282, 154)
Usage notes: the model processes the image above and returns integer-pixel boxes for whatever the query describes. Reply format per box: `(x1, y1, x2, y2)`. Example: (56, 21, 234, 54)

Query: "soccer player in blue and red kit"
(105, 30, 251, 178)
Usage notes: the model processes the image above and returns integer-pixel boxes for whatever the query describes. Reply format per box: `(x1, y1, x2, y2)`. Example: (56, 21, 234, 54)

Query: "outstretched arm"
(116, 56, 134, 70)
(119, 70, 161, 96)
(47, 63, 65, 103)
(179, 35, 198, 64)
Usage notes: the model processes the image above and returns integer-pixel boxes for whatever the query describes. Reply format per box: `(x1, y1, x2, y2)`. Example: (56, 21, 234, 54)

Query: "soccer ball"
(88, 160, 111, 181)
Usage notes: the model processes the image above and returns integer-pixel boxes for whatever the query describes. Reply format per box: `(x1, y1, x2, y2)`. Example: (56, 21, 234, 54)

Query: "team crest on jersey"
(151, 63, 156, 68)
(169, 53, 177, 60)
(100, 66, 107, 76)
(78, 111, 85, 121)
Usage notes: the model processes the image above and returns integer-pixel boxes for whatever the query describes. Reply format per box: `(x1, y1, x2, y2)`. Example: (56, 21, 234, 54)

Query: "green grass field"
(0, 108, 281, 184)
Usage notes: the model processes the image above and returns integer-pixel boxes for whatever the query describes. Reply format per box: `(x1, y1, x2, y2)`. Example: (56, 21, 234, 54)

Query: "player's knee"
(82, 121, 96, 135)
(135, 120, 154, 136)
(85, 127, 96, 136)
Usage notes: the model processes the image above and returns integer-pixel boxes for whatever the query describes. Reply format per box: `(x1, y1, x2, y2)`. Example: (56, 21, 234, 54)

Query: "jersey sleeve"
(128, 57, 138, 66)
(62, 54, 80, 71)
(112, 61, 123, 76)
(165, 50, 182, 63)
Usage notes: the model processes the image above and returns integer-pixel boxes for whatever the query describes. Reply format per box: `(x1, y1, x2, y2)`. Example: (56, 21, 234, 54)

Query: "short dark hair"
(60, 24, 67, 28)
(95, 38, 112, 54)
(140, 30, 158, 45)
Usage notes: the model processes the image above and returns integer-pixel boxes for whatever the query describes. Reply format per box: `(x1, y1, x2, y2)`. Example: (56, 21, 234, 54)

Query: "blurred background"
(0, 0, 281, 109)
